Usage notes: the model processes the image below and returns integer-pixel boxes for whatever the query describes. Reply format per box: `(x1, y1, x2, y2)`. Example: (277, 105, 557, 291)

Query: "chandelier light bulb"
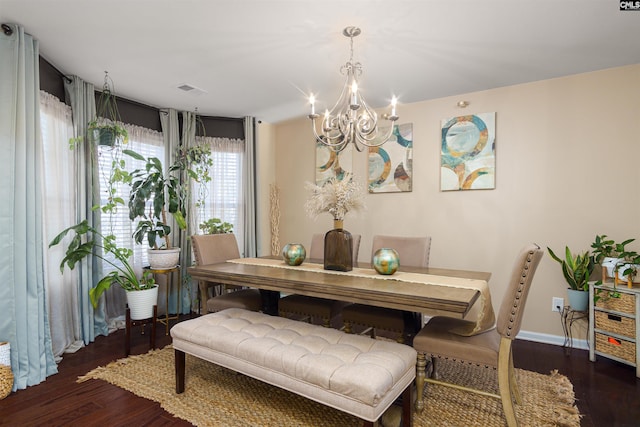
(309, 94, 315, 115)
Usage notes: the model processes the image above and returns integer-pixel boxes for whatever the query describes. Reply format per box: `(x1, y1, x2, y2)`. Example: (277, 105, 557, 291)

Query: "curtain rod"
(2, 24, 13, 36)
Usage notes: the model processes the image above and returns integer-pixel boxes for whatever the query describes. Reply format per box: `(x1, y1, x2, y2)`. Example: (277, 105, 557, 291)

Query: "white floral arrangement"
(304, 174, 365, 221)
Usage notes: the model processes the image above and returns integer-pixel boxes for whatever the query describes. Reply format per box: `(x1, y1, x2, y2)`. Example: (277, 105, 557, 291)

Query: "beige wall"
(256, 64, 640, 341)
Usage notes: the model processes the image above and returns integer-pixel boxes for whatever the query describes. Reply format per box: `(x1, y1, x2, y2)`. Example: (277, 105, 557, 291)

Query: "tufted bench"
(171, 308, 416, 426)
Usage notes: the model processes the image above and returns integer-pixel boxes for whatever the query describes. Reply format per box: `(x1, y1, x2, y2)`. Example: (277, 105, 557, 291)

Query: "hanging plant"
(69, 71, 129, 150)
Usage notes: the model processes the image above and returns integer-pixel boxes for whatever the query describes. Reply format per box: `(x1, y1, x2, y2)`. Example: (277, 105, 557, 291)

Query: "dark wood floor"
(1, 317, 639, 427)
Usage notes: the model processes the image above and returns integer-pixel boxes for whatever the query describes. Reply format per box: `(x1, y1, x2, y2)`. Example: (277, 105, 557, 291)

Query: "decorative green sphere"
(282, 243, 306, 266)
(373, 248, 400, 275)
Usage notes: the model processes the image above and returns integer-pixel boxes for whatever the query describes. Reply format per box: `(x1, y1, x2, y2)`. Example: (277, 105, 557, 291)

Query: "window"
(97, 124, 164, 273)
(195, 135, 245, 255)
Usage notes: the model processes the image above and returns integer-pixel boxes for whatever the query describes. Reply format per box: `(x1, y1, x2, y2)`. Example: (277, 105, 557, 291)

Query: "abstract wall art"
(440, 112, 496, 191)
(368, 123, 413, 193)
(315, 142, 353, 185)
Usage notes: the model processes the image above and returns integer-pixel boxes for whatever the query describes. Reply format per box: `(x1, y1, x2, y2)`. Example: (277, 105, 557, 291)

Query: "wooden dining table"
(188, 256, 492, 342)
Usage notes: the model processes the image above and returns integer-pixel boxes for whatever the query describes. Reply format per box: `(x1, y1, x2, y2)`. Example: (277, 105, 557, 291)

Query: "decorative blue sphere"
(373, 248, 400, 275)
(282, 243, 306, 266)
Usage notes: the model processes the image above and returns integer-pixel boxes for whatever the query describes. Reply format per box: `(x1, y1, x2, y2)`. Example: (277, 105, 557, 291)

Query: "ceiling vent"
(177, 83, 207, 95)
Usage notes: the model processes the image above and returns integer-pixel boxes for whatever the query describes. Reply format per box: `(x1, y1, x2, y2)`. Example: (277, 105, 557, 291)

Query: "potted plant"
(616, 248, 640, 285)
(591, 234, 636, 279)
(49, 220, 158, 320)
(199, 218, 233, 234)
(591, 234, 640, 286)
(69, 72, 129, 150)
(125, 144, 212, 269)
(547, 246, 595, 311)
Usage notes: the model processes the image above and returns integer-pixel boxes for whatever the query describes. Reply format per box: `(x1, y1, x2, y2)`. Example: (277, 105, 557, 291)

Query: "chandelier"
(308, 26, 399, 153)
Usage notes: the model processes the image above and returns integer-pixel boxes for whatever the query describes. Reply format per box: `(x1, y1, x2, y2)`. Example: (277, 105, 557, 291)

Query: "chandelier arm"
(355, 118, 397, 147)
(310, 116, 347, 149)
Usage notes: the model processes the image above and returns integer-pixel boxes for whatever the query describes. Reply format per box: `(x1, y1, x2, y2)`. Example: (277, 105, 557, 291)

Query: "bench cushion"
(171, 308, 416, 421)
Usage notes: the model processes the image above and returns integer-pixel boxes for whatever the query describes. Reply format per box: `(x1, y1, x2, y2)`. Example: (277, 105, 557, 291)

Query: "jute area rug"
(78, 345, 580, 427)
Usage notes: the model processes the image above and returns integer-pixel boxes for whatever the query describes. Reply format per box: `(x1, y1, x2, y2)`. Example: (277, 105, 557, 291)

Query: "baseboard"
(516, 330, 589, 350)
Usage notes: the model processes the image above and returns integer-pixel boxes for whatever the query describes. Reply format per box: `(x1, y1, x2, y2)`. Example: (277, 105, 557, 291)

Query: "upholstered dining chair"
(342, 235, 432, 342)
(412, 243, 543, 427)
(278, 233, 361, 327)
(191, 233, 263, 314)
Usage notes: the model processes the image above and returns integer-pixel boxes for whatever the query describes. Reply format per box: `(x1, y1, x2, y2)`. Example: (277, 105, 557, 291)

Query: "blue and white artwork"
(368, 123, 413, 193)
(440, 112, 496, 191)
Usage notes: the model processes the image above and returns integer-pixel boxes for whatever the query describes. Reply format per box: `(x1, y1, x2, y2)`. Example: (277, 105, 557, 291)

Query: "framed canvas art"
(440, 112, 496, 191)
(315, 142, 353, 185)
(368, 123, 413, 193)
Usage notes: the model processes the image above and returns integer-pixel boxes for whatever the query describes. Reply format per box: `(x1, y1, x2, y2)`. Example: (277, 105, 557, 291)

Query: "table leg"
(402, 310, 421, 345)
(260, 290, 280, 316)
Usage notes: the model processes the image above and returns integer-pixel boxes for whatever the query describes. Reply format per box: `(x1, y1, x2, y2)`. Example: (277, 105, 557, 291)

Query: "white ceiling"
(1, 0, 639, 123)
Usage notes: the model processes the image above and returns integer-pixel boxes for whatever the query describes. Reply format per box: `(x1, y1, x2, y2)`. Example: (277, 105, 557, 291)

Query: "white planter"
(616, 263, 640, 284)
(148, 248, 180, 269)
(602, 257, 621, 278)
(126, 285, 159, 320)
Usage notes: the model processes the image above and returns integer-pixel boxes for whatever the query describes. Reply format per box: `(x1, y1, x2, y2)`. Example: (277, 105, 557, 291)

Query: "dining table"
(188, 256, 493, 342)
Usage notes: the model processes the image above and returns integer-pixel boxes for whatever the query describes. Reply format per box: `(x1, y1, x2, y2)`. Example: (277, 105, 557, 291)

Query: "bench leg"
(402, 382, 414, 427)
(175, 349, 185, 393)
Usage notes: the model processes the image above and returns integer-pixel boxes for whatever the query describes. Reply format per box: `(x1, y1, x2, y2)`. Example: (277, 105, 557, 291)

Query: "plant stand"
(125, 305, 157, 357)
(560, 306, 587, 355)
(145, 265, 181, 335)
(603, 265, 639, 289)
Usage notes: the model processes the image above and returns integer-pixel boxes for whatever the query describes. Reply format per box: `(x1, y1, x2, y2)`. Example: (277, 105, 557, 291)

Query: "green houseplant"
(125, 144, 212, 268)
(199, 218, 233, 234)
(49, 220, 157, 319)
(591, 234, 635, 278)
(547, 246, 595, 311)
(69, 72, 129, 150)
(591, 234, 639, 284)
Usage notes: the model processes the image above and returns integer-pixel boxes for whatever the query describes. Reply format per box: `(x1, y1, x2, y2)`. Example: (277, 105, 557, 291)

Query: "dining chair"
(278, 233, 361, 327)
(412, 243, 543, 427)
(191, 233, 263, 314)
(342, 235, 432, 342)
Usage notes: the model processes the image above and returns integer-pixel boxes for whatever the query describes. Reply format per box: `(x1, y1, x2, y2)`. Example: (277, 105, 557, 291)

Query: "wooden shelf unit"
(589, 281, 640, 377)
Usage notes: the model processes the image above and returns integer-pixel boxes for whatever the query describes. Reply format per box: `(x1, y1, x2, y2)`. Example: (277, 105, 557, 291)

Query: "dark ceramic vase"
(324, 220, 353, 272)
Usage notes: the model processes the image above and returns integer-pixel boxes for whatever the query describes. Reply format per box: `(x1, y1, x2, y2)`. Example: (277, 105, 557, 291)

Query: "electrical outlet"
(552, 297, 564, 312)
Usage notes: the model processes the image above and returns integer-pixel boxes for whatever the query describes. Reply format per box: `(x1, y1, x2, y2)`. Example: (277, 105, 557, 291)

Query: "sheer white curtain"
(40, 91, 85, 359)
(196, 136, 245, 255)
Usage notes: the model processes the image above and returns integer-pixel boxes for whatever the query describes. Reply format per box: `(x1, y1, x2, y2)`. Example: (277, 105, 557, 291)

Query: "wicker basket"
(595, 332, 636, 363)
(0, 365, 12, 399)
(595, 311, 636, 338)
(595, 291, 636, 314)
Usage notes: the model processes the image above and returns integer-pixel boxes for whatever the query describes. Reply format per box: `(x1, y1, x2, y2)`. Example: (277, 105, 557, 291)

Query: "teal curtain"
(243, 117, 257, 257)
(64, 76, 108, 341)
(0, 23, 57, 390)
(161, 108, 191, 314)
